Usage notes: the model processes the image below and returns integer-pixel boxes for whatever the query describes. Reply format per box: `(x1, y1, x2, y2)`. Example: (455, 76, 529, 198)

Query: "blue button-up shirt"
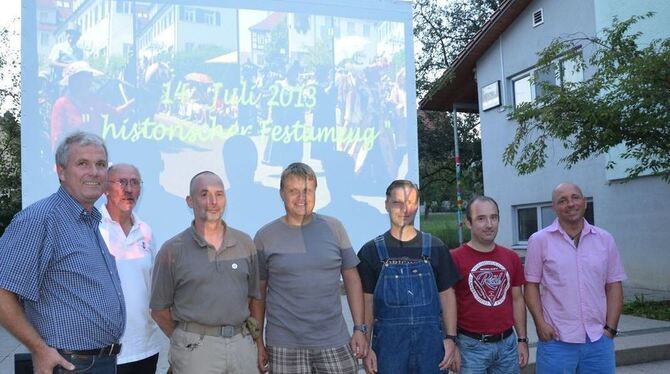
(0, 187, 126, 350)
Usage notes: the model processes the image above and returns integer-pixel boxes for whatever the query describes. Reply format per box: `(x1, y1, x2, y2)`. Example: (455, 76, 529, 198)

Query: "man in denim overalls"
(357, 180, 462, 373)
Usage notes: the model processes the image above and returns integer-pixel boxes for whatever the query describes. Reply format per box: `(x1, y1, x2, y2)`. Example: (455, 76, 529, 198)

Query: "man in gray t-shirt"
(252, 162, 368, 374)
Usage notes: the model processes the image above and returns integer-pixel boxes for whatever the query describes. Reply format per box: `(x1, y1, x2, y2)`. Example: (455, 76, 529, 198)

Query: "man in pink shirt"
(525, 183, 627, 373)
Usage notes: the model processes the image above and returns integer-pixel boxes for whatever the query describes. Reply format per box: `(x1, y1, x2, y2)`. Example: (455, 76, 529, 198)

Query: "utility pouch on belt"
(244, 317, 261, 340)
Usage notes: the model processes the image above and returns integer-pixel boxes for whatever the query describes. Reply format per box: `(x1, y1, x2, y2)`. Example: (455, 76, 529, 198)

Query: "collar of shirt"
(99, 204, 144, 234)
(189, 220, 239, 251)
(56, 187, 102, 225)
(545, 218, 596, 245)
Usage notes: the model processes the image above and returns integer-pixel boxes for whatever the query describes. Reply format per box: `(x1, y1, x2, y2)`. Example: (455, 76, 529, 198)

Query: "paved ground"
(2, 290, 670, 373)
(617, 360, 670, 373)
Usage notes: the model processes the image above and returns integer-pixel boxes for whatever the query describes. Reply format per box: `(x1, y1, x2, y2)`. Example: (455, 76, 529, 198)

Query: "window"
(252, 32, 270, 50)
(560, 57, 584, 85)
(180, 7, 196, 22)
(512, 75, 532, 107)
(116, 1, 131, 14)
(363, 24, 371, 37)
(196, 9, 218, 26)
(514, 200, 594, 244)
(511, 53, 583, 107)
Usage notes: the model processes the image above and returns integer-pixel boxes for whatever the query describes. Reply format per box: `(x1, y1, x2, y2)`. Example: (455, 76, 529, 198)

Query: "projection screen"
(21, 0, 418, 249)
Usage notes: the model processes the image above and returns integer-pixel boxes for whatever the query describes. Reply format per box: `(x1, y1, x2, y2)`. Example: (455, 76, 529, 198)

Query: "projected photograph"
(27, 0, 415, 247)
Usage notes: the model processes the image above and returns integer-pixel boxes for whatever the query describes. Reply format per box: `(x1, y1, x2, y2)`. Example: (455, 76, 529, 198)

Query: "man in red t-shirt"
(451, 196, 528, 373)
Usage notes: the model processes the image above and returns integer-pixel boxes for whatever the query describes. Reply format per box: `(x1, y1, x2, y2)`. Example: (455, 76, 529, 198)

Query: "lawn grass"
(622, 295, 670, 321)
(419, 212, 470, 249)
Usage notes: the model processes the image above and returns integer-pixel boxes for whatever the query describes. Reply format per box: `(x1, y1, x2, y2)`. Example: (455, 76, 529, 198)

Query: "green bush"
(420, 212, 470, 249)
(623, 294, 670, 321)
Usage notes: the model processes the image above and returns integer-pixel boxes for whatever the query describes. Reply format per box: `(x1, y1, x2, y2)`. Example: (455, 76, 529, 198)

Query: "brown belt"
(178, 321, 244, 338)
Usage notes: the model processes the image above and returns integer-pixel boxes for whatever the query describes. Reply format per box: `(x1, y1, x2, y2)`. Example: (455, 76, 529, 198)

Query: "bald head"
(108, 163, 141, 179)
(551, 182, 587, 228)
(551, 183, 584, 204)
(189, 171, 222, 197)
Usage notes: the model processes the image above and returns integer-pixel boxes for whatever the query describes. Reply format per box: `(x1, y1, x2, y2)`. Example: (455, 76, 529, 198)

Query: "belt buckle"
(480, 334, 492, 342)
(221, 326, 235, 338)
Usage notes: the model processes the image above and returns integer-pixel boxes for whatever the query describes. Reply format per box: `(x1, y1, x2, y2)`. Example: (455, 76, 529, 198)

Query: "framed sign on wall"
(481, 80, 501, 111)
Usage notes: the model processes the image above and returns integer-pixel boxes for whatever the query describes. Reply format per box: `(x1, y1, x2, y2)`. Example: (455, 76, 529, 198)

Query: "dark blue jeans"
(54, 353, 117, 374)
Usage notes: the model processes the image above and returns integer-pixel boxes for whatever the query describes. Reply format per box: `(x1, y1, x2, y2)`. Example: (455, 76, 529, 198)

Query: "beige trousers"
(169, 327, 257, 373)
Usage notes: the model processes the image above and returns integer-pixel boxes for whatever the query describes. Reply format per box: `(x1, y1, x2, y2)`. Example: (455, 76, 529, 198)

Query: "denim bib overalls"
(371, 232, 446, 373)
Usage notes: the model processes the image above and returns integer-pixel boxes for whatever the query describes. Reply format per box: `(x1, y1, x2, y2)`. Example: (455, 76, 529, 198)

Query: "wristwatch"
(517, 337, 528, 343)
(604, 324, 619, 336)
(353, 324, 369, 334)
(444, 334, 458, 342)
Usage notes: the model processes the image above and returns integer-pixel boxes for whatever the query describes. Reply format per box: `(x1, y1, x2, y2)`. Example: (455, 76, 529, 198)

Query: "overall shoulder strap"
(421, 232, 432, 259)
(373, 235, 390, 261)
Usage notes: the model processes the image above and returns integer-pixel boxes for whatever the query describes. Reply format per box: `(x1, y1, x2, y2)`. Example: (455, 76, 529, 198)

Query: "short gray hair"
(189, 171, 220, 196)
(55, 131, 107, 167)
(108, 163, 141, 178)
(280, 162, 317, 190)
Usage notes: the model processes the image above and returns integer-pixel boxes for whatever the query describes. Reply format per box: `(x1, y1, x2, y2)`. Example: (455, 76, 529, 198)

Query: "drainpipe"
(451, 106, 463, 244)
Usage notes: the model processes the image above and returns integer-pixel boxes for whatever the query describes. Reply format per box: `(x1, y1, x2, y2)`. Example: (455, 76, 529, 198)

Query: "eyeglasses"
(109, 178, 142, 188)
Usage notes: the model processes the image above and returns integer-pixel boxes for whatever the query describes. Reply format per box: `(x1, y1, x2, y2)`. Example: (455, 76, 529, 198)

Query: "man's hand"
(350, 330, 369, 359)
(363, 349, 377, 374)
(518, 341, 529, 367)
(256, 340, 268, 373)
(32, 346, 74, 374)
(536, 321, 559, 342)
(439, 338, 459, 372)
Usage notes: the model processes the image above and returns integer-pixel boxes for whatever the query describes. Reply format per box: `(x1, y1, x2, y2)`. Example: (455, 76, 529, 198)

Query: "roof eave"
(418, 0, 533, 112)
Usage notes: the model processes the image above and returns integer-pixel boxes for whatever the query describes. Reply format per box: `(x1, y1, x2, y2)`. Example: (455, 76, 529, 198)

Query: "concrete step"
(520, 314, 670, 373)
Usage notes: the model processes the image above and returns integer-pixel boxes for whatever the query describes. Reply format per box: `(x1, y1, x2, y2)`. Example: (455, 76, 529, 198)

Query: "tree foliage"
(414, 0, 501, 97)
(414, 0, 499, 206)
(0, 111, 21, 235)
(418, 110, 482, 204)
(0, 25, 21, 235)
(504, 13, 670, 181)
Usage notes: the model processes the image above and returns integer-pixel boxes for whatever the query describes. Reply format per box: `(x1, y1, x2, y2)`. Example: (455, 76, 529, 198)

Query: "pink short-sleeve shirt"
(524, 219, 627, 343)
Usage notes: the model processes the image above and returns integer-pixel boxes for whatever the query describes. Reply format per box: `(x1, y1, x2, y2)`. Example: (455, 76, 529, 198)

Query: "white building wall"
(475, 0, 670, 290)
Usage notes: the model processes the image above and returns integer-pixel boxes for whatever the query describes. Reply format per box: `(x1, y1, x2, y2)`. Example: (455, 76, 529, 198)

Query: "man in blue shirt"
(0, 131, 125, 374)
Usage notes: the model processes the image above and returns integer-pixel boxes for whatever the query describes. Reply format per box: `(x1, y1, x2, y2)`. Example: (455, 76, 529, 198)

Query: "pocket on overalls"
(382, 267, 432, 307)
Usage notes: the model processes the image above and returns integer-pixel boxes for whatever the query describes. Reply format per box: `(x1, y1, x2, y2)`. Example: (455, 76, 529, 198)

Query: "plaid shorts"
(267, 343, 358, 374)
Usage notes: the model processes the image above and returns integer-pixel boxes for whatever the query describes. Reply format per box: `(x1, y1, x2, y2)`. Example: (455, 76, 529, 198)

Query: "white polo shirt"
(99, 205, 163, 364)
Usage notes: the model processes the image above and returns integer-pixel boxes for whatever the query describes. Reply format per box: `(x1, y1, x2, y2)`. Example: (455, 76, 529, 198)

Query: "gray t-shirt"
(255, 214, 359, 349)
(150, 222, 260, 326)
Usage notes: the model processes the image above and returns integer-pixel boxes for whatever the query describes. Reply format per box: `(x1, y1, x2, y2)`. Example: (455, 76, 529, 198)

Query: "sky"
(0, 1, 19, 28)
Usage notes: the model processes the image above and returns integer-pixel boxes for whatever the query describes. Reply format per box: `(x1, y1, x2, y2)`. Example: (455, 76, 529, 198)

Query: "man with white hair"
(100, 163, 162, 373)
(0, 131, 125, 374)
